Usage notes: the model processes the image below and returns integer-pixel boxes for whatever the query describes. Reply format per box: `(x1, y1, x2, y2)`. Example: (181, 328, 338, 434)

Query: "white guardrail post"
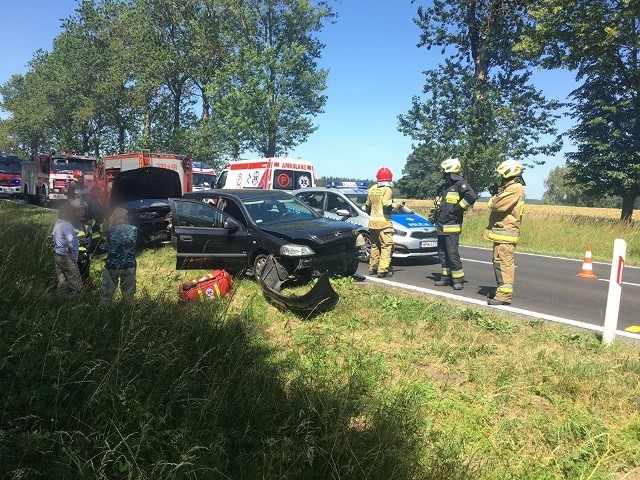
(602, 238, 627, 345)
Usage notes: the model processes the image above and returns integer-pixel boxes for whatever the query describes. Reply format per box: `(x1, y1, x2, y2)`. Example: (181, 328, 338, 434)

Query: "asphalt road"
(357, 245, 640, 334)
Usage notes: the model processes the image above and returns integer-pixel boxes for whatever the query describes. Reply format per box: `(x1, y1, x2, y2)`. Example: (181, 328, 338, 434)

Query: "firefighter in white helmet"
(484, 159, 526, 305)
(433, 158, 477, 290)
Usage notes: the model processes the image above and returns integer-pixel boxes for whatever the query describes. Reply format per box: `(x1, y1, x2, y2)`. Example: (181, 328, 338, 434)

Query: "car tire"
(359, 231, 371, 263)
(345, 258, 359, 277)
(252, 253, 269, 281)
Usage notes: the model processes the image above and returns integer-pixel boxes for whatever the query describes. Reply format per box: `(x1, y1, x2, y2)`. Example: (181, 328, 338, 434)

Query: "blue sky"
(1, 1, 578, 198)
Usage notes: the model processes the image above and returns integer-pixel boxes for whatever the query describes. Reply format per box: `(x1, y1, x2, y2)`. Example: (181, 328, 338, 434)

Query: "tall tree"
(520, 0, 640, 220)
(399, 1, 562, 192)
(227, 0, 333, 157)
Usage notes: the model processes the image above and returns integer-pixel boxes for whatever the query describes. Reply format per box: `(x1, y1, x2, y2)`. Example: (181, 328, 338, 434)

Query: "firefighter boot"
(488, 298, 511, 306)
(452, 282, 464, 291)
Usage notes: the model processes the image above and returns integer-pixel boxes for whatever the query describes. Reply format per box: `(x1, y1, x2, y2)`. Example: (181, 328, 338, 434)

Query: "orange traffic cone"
(576, 246, 597, 279)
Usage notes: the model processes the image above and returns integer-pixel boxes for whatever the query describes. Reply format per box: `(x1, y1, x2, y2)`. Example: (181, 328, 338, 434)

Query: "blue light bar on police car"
(327, 181, 367, 189)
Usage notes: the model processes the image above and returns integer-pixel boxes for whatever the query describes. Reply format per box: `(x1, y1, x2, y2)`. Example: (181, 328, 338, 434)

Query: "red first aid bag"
(178, 270, 234, 303)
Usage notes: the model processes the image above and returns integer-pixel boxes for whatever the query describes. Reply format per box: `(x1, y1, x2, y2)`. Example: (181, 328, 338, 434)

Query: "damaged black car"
(169, 189, 363, 280)
(110, 167, 181, 245)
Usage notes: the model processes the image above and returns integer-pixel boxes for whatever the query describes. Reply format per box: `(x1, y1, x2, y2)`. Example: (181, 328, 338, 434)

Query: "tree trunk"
(621, 192, 636, 221)
(201, 87, 210, 121)
(118, 124, 126, 153)
(173, 92, 181, 132)
(144, 101, 152, 148)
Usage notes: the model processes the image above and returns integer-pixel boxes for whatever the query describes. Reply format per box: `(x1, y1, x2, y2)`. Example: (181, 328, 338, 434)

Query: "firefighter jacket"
(484, 179, 525, 244)
(435, 174, 477, 235)
(366, 184, 396, 230)
(67, 180, 83, 200)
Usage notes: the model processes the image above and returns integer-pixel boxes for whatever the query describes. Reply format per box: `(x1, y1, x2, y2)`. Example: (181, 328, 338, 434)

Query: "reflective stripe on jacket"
(366, 184, 394, 229)
(484, 180, 525, 244)
(435, 174, 477, 235)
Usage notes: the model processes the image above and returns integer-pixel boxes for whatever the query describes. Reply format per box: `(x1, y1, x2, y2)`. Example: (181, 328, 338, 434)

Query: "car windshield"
(215, 170, 228, 188)
(393, 204, 414, 214)
(194, 173, 216, 188)
(52, 159, 96, 173)
(344, 193, 368, 210)
(119, 199, 169, 209)
(242, 195, 319, 225)
(0, 161, 21, 174)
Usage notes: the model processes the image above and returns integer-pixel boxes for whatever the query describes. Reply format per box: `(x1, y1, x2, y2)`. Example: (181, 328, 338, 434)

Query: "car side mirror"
(335, 208, 351, 217)
(224, 219, 240, 232)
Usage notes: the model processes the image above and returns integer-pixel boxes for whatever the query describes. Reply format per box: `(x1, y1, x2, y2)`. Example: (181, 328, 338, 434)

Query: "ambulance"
(215, 157, 316, 191)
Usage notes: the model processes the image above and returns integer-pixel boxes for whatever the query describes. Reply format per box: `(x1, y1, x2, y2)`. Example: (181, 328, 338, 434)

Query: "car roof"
(297, 187, 369, 195)
(183, 189, 295, 201)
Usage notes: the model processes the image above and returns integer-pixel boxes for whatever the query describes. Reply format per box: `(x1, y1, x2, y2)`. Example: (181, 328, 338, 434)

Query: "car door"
(169, 198, 250, 272)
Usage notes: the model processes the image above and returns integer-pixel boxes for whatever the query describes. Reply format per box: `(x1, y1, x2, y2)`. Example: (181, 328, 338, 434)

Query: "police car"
(295, 182, 437, 262)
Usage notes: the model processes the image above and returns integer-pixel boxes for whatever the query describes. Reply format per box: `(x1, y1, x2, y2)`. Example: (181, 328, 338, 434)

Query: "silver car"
(295, 185, 438, 262)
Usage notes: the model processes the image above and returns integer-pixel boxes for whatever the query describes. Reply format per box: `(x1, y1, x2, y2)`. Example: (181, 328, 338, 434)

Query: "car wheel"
(253, 253, 269, 281)
(359, 231, 371, 263)
(345, 258, 359, 277)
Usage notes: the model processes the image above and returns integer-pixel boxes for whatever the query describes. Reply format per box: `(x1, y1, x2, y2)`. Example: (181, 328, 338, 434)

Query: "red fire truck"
(0, 154, 23, 198)
(22, 153, 99, 206)
(100, 151, 194, 196)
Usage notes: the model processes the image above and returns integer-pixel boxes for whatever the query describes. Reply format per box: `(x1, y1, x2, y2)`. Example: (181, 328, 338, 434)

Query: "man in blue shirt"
(100, 207, 138, 304)
(52, 204, 83, 296)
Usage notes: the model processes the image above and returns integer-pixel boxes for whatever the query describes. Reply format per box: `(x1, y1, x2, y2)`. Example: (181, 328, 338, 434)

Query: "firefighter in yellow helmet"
(365, 167, 401, 278)
(433, 158, 477, 290)
(484, 159, 526, 305)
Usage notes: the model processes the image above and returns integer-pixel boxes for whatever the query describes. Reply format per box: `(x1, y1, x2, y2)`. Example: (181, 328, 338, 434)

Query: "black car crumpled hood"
(260, 218, 355, 244)
(110, 167, 182, 207)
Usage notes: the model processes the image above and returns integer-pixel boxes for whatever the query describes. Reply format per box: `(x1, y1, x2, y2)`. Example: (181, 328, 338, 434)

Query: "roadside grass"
(1, 200, 640, 479)
(403, 200, 640, 265)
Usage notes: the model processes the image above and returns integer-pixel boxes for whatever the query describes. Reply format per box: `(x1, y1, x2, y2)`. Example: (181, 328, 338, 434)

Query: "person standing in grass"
(52, 203, 83, 296)
(100, 208, 138, 304)
(484, 159, 526, 306)
(433, 158, 477, 290)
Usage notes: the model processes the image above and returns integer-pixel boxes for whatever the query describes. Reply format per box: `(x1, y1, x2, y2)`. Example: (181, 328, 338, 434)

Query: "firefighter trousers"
(437, 234, 464, 284)
(493, 242, 516, 302)
(369, 227, 394, 274)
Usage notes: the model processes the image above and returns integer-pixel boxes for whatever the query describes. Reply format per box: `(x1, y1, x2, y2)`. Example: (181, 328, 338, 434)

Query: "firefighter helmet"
(376, 167, 393, 182)
(440, 158, 462, 174)
(73, 169, 84, 180)
(496, 159, 523, 179)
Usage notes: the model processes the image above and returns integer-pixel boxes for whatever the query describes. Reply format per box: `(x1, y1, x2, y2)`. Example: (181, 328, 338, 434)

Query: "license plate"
(420, 240, 437, 249)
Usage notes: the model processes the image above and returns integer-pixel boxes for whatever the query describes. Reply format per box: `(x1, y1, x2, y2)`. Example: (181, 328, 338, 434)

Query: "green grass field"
(1, 200, 640, 479)
(405, 200, 640, 265)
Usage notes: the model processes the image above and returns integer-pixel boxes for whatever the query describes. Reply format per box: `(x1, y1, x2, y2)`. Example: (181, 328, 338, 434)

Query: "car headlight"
(393, 229, 408, 237)
(280, 244, 315, 256)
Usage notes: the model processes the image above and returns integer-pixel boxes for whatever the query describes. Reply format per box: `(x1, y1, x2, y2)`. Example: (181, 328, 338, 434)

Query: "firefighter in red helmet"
(365, 167, 400, 278)
(67, 169, 84, 201)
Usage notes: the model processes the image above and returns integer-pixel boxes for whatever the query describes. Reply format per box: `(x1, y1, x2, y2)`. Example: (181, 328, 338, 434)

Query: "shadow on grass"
(0, 201, 478, 479)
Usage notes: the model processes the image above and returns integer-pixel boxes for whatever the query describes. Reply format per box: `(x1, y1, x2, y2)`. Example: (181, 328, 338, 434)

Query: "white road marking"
(364, 275, 640, 341)
(461, 244, 640, 270)
(598, 278, 640, 288)
(460, 257, 494, 265)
